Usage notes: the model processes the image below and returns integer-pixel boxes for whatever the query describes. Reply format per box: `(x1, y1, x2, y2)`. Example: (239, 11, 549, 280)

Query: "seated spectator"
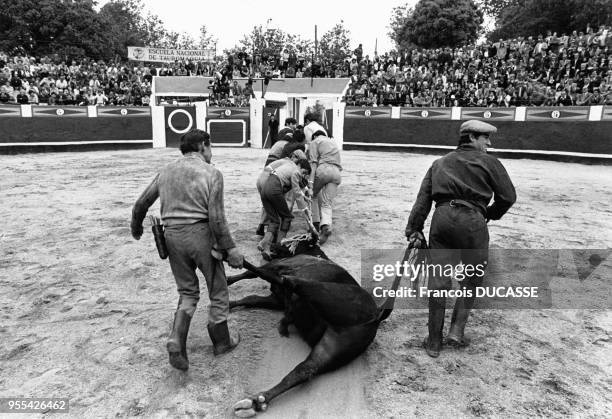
(16, 88, 29, 104)
(94, 90, 108, 106)
(27, 90, 39, 104)
(575, 86, 592, 105)
(586, 87, 605, 105)
(556, 90, 573, 106)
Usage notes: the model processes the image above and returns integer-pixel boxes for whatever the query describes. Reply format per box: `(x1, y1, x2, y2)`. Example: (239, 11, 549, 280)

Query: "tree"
(198, 25, 216, 50)
(0, 0, 112, 59)
(159, 30, 198, 49)
(99, 0, 172, 58)
(285, 34, 313, 58)
(139, 12, 170, 47)
(487, 0, 612, 41)
(388, 2, 415, 49)
(394, 0, 483, 50)
(318, 21, 351, 64)
(238, 25, 290, 59)
(475, 0, 517, 22)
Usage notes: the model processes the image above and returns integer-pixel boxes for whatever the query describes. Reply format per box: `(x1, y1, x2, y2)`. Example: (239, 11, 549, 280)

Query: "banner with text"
(127, 47, 215, 63)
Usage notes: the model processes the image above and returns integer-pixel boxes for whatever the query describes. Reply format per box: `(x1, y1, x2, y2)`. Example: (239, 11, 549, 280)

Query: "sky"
(97, 0, 418, 55)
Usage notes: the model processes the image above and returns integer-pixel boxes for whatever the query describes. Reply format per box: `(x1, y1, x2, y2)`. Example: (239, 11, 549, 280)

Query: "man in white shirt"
(303, 110, 327, 143)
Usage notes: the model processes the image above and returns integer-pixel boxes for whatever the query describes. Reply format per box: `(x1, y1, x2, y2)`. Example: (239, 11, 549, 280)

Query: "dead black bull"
(220, 235, 406, 417)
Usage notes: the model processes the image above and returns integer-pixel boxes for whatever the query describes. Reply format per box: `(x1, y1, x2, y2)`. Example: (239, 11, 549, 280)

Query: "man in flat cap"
(405, 120, 516, 358)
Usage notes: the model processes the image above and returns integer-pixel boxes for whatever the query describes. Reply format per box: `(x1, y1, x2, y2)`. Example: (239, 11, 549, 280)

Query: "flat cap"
(459, 120, 498, 135)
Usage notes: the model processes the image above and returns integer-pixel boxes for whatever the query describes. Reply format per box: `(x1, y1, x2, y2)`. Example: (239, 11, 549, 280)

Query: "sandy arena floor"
(0, 147, 611, 418)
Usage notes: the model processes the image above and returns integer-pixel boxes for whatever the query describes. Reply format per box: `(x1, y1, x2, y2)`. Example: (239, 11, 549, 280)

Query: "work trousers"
(257, 170, 296, 226)
(426, 205, 489, 341)
(428, 205, 490, 288)
(260, 175, 292, 233)
(164, 221, 229, 324)
(311, 163, 341, 227)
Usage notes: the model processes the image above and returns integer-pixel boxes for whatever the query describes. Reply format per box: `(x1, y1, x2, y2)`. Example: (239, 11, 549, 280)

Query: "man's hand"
(407, 231, 426, 249)
(226, 247, 244, 269)
(131, 224, 143, 240)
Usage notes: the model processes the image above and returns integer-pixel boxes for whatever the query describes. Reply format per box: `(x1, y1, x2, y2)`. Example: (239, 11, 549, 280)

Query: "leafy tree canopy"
(392, 0, 483, 50)
(487, 0, 612, 41)
(318, 21, 352, 64)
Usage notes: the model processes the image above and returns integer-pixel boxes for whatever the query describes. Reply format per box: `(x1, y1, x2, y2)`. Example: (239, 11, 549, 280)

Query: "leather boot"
(424, 296, 445, 358)
(167, 310, 192, 370)
(207, 321, 240, 356)
(447, 294, 475, 347)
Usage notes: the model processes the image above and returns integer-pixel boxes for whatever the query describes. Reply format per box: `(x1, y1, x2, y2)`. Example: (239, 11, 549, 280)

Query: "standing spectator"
(267, 113, 279, 146)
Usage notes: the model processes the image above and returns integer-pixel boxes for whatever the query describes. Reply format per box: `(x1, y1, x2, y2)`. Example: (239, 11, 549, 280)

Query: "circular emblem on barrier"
(56, 108, 64, 116)
(120, 108, 128, 116)
(483, 111, 492, 119)
(224, 109, 232, 116)
(421, 110, 429, 118)
(551, 110, 560, 119)
(133, 48, 145, 60)
(167, 109, 194, 134)
(364, 109, 371, 117)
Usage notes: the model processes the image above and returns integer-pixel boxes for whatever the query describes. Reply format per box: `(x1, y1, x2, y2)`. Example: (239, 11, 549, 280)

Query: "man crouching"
(131, 129, 244, 370)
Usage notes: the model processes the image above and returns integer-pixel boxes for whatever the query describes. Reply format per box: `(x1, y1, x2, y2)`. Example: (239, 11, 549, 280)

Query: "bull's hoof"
(233, 395, 267, 417)
(319, 225, 331, 245)
(278, 321, 290, 337)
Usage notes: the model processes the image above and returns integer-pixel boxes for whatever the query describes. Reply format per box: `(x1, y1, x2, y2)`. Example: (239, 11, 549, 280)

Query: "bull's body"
(228, 240, 382, 416)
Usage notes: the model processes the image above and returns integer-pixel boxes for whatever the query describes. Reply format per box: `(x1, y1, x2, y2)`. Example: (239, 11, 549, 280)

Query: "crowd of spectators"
(0, 50, 255, 107)
(341, 26, 612, 107)
(1, 24, 610, 108)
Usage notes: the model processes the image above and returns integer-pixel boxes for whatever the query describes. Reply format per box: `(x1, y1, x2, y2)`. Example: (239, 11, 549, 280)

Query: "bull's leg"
(227, 271, 259, 286)
(230, 294, 283, 310)
(277, 287, 295, 336)
(233, 326, 369, 417)
(277, 314, 292, 337)
(242, 260, 285, 287)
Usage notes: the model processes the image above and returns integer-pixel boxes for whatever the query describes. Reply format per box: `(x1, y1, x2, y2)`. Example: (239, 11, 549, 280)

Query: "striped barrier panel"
(0, 105, 152, 152)
(342, 106, 612, 161)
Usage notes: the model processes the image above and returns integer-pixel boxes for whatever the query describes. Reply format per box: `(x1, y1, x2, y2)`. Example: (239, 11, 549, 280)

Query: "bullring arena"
(1, 80, 611, 418)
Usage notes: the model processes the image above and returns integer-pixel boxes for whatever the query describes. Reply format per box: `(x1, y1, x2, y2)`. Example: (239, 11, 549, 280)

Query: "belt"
(436, 199, 484, 217)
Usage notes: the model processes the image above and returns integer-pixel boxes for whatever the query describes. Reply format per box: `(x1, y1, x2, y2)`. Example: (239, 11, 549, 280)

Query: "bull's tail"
(376, 245, 430, 322)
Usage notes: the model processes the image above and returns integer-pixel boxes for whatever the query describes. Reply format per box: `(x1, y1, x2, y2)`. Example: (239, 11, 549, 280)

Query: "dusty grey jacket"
(131, 152, 235, 249)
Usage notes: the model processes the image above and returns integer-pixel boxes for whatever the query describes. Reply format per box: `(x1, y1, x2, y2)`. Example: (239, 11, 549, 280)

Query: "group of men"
(256, 113, 343, 256)
(130, 114, 515, 369)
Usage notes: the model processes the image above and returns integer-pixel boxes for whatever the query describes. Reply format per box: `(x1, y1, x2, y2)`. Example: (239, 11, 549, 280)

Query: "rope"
(280, 233, 313, 255)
